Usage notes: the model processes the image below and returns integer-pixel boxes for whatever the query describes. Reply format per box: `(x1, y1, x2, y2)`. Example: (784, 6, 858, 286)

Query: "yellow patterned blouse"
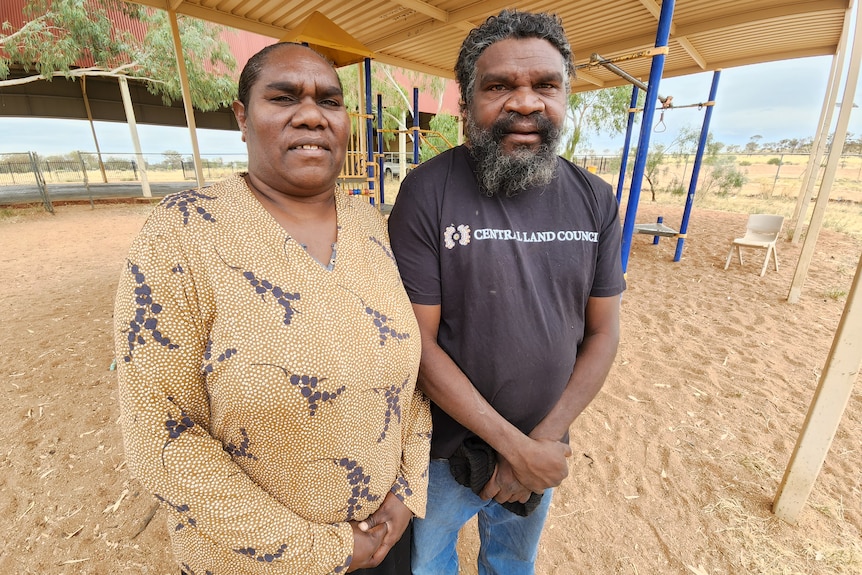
(114, 174, 430, 575)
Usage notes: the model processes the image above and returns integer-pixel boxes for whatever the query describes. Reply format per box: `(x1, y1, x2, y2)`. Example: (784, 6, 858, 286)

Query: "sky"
(0, 54, 856, 159)
(584, 54, 848, 154)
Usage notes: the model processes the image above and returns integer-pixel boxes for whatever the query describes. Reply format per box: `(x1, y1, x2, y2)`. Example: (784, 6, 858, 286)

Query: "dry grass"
(607, 155, 862, 240)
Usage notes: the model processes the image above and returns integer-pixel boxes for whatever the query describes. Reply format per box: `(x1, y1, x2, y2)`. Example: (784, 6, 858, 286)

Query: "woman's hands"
(347, 520, 388, 572)
(347, 491, 413, 570)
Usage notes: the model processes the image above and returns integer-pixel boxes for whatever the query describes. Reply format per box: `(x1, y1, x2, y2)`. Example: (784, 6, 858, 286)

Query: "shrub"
(699, 158, 747, 198)
(662, 176, 686, 196)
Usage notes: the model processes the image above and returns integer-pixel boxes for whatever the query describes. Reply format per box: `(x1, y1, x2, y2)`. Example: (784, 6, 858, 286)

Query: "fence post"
(77, 151, 94, 208)
(29, 152, 54, 213)
(771, 153, 784, 196)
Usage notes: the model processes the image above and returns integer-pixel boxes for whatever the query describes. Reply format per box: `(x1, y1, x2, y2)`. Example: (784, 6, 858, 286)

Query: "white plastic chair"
(724, 214, 784, 277)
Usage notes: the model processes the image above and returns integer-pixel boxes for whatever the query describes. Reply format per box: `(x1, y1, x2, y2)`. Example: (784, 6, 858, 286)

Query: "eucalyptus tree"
(562, 85, 640, 158)
(1, 0, 236, 111)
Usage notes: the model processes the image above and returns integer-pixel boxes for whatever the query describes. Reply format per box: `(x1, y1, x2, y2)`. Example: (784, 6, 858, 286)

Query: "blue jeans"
(411, 459, 553, 575)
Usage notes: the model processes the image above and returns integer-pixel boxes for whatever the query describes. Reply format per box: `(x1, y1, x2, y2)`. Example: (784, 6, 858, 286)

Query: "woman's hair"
(454, 10, 575, 113)
(236, 42, 341, 108)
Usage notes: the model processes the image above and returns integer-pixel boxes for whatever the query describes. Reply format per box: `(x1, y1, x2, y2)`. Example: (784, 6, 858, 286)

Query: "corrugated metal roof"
(119, 0, 847, 92)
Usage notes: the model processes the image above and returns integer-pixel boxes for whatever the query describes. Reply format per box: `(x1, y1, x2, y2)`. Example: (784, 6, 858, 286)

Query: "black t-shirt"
(389, 146, 626, 458)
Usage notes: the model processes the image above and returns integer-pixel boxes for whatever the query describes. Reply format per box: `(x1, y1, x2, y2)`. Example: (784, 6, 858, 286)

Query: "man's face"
(232, 45, 349, 198)
(465, 37, 567, 196)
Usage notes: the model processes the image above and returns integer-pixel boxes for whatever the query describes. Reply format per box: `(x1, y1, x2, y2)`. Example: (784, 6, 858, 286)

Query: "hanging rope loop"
(653, 110, 666, 132)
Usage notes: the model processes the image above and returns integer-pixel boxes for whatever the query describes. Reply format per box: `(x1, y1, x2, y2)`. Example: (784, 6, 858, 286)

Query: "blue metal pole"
(619, 0, 676, 274)
(364, 58, 375, 203)
(616, 84, 639, 204)
(674, 70, 721, 262)
(413, 87, 420, 164)
(377, 93, 385, 206)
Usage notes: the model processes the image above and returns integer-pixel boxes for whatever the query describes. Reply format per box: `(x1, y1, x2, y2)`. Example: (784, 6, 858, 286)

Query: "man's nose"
(503, 88, 546, 116)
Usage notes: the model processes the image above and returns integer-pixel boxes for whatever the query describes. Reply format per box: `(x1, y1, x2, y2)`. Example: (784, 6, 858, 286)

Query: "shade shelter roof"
(128, 0, 848, 89)
(278, 11, 374, 67)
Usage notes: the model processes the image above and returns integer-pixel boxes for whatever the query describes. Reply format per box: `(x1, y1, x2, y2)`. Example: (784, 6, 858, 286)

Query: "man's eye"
(320, 99, 343, 107)
(488, 84, 507, 91)
(271, 95, 296, 103)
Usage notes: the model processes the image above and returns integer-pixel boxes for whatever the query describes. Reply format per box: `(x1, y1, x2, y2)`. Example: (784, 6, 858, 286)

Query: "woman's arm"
(116, 227, 355, 574)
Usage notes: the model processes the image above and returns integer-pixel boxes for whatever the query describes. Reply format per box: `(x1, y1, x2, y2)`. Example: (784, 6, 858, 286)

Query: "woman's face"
(232, 45, 349, 198)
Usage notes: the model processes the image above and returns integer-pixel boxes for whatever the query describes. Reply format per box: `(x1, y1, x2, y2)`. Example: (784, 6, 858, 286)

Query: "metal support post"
(674, 70, 721, 262)
(619, 0, 676, 273)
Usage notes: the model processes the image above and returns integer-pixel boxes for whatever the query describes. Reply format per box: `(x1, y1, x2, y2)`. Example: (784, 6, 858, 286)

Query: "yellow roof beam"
(676, 37, 707, 69)
(393, 0, 448, 22)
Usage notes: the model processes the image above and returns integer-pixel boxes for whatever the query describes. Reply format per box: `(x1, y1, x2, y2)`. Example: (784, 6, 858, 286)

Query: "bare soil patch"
(1, 201, 860, 574)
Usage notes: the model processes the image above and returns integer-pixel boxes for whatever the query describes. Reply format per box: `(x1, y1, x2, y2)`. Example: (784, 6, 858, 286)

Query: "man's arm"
(411, 303, 572, 494)
(530, 294, 621, 443)
(480, 294, 621, 503)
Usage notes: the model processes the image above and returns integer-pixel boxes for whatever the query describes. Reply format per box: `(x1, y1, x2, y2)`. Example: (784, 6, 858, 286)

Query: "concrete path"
(0, 181, 396, 214)
(0, 181, 198, 206)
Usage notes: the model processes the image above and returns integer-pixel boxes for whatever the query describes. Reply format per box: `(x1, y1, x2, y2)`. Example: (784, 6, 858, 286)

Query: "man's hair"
(455, 10, 575, 113)
(236, 42, 341, 109)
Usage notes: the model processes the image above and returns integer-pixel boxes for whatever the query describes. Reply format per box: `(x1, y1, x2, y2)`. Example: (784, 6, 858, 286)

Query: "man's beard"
(466, 112, 562, 197)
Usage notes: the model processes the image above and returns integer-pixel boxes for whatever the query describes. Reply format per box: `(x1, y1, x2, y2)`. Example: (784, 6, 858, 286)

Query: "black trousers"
(180, 521, 412, 575)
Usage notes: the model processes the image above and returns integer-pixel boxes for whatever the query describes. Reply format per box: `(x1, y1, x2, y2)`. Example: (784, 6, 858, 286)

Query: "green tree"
(135, 9, 236, 110)
(0, 0, 140, 81)
(667, 134, 744, 199)
(641, 142, 668, 201)
(337, 62, 449, 162)
(0, 0, 236, 111)
(634, 128, 703, 201)
(744, 134, 762, 155)
(375, 63, 447, 144)
(420, 113, 458, 162)
(162, 150, 183, 169)
(562, 85, 640, 159)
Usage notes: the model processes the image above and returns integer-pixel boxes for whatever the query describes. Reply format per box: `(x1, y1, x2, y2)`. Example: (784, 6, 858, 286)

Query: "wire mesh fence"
(0, 152, 249, 187)
(2, 151, 861, 209)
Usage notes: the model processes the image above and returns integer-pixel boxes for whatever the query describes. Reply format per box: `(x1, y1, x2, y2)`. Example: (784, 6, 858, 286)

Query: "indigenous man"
(388, 10, 626, 574)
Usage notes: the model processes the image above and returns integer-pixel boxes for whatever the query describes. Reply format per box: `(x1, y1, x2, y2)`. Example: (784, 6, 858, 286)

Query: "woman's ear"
(232, 100, 248, 142)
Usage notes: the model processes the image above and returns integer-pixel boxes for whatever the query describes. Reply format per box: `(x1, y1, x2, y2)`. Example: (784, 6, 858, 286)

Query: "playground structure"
(570, 0, 861, 529)
(338, 85, 457, 207)
(572, 7, 722, 271)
